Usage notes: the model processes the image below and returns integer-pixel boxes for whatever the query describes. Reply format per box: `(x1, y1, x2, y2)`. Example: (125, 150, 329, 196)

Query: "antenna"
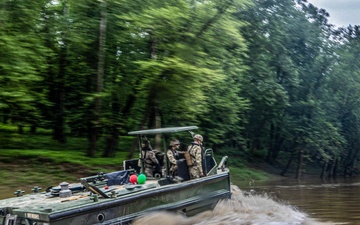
(189, 131, 195, 138)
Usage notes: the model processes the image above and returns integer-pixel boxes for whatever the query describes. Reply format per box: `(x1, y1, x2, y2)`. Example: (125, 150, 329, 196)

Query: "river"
(133, 177, 360, 225)
(1, 177, 359, 224)
(237, 177, 360, 225)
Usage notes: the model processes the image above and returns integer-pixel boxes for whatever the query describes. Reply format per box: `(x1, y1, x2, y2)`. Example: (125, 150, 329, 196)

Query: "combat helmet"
(193, 134, 203, 142)
(170, 139, 180, 147)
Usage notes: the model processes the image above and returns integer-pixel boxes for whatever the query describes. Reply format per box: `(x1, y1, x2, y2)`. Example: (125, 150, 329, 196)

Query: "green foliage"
(0, 0, 49, 127)
(0, 149, 127, 168)
(230, 166, 271, 185)
(0, 128, 131, 188)
(0, 124, 133, 162)
(1, 0, 360, 178)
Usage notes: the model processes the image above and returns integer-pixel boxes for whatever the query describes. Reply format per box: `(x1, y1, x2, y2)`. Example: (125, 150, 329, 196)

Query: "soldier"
(167, 139, 181, 177)
(139, 140, 159, 177)
(187, 134, 204, 179)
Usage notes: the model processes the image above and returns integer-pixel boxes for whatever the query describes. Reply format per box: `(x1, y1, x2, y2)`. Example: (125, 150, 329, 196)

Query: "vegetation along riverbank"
(2, 121, 359, 197)
(0, 124, 275, 195)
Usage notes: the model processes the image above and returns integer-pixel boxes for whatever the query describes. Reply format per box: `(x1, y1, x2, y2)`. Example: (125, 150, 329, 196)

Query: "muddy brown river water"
(238, 177, 360, 225)
(1, 177, 359, 224)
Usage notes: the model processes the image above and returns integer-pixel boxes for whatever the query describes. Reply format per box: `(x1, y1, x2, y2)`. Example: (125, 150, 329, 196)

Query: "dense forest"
(1, 0, 360, 179)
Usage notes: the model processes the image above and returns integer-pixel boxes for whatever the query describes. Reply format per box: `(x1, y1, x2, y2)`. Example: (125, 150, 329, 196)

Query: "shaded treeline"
(1, 0, 360, 178)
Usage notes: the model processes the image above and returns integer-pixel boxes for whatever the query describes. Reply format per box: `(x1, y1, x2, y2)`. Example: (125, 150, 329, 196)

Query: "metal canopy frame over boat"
(128, 126, 198, 135)
(127, 126, 199, 177)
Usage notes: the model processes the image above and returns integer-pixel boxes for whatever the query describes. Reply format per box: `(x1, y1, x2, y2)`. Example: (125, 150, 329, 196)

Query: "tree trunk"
(343, 147, 360, 177)
(30, 126, 37, 134)
(332, 157, 338, 178)
(103, 126, 119, 157)
(329, 157, 338, 178)
(53, 1, 68, 144)
(280, 151, 294, 176)
(154, 106, 162, 150)
(87, 127, 97, 157)
(295, 148, 304, 178)
(320, 159, 328, 178)
(103, 92, 120, 157)
(52, 62, 66, 144)
(96, 0, 106, 117)
(328, 160, 333, 178)
(267, 130, 284, 163)
(266, 123, 275, 163)
(18, 125, 24, 134)
(87, 0, 107, 157)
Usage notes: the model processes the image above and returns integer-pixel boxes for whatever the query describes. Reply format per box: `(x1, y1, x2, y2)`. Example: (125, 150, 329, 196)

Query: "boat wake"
(132, 185, 335, 225)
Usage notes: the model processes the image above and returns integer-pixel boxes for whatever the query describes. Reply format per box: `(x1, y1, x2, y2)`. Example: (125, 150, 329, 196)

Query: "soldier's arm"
(167, 150, 177, 165)
(150, 151, 159, 164)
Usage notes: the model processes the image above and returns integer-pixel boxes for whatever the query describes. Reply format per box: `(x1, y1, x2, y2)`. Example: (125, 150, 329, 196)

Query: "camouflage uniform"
(167, 148, 179, 176)
(188, 143, 204, 179)
(140, 148, 159, 177)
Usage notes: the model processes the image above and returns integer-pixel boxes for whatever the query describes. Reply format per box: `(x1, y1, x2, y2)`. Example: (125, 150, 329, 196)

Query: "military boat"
(0, 126, 230, 225)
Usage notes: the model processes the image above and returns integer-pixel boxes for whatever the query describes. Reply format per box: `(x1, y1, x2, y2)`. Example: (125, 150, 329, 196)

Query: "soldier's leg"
(189, 167, 199, 179)
(144, 167, 153, 177)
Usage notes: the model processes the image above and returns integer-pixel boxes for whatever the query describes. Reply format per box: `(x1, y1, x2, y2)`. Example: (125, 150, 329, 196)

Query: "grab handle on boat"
(217, 156, 228, 171)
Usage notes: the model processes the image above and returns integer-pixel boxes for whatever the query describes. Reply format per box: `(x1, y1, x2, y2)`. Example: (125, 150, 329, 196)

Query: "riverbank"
(0, 154, 125, 199)
(0, 150, 277, 187)
(0, 147, 280, 199)
(0, 124, 280, 198)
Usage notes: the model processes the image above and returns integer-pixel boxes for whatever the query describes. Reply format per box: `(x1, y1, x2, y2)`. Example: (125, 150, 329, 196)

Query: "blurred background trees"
(1, 0, 360, 178)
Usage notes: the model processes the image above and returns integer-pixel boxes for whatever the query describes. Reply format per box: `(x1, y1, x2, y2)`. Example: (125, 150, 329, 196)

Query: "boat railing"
(123, 159, 141, 174)
(79, 172, 106, 183)
(217, 156, 229, 172)
(203, 149, 217, 176)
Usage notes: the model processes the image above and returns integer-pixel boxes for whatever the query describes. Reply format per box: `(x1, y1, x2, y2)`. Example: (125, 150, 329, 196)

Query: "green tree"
(323, 26, 360, 177)
(114, 0, 250, 149)
(0, 0, 49, 132)
(238, 0, 344, 178)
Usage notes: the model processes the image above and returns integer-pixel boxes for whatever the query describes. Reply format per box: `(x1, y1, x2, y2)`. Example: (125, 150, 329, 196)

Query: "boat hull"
(53, 172, 230, 225)
(0, 172, 230, 225)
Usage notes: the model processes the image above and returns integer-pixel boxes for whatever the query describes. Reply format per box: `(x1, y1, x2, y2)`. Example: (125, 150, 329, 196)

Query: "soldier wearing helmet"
(167, 139, 181, 177)
(138, 139, 159, 177)
(187, 134, 204, 179)
(193, 134, 203, 142)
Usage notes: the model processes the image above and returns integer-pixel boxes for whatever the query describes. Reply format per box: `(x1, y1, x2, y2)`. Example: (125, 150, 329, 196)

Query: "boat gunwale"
(48, 172, 230, 221)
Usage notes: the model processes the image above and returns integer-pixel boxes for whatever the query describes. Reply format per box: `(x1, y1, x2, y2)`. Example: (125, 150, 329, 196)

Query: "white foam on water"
(132, 185, 336, 225)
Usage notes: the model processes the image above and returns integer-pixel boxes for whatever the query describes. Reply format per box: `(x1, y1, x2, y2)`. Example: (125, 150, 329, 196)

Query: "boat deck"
(0, 179, 159, 214)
